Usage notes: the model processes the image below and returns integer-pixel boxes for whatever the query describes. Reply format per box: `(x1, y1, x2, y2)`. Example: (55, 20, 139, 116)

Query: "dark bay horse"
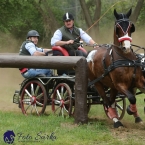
(87, 9, 145, 128)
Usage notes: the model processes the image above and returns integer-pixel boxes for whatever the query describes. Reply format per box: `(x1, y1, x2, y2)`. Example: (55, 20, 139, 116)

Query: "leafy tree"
(130, 0, 145, 25)
(0, 0, 43, 39)
(0, 0, 145, 47)
(137, 1, 145, 27)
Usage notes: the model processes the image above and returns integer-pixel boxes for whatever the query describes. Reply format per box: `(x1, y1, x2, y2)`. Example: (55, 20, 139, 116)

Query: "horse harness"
(88, 44, 143, 87)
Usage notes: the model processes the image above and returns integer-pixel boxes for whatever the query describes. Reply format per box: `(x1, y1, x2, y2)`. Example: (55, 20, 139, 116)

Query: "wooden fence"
(0, 54, 88, 124)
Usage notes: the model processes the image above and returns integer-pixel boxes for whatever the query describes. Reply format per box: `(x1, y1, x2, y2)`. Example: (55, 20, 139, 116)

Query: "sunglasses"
(65, 20, 71, 22)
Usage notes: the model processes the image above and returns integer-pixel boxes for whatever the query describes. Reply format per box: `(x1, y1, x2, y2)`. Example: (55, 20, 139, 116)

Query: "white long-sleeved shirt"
(25, 42, 43, 55)
(51, 28, 92, 46)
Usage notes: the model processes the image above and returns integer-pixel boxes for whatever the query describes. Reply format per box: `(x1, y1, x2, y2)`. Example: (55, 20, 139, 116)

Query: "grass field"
(0, 101, 145, 145)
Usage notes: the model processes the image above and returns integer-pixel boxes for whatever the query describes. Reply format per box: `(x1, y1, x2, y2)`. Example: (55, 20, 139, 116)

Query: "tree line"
(0, 0, 144, 46)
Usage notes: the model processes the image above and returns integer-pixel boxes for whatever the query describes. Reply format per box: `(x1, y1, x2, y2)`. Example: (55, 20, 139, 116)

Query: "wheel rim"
(52, 83, 72, 117)
(104, 96, 126, 120)
(20, 80, 47, 116)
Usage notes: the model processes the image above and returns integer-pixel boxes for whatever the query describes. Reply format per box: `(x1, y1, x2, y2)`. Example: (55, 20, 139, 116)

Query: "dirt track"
(0, 68, 23, 112)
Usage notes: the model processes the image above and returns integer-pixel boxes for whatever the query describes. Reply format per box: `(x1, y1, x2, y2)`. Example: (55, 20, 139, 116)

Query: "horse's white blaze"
(123, 40, 131, 51)
(86, 50, 97, 62)
(118, 33, 132, 52)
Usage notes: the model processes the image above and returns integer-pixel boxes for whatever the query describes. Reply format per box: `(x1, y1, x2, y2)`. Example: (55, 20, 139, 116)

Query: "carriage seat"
(52, 46, 69, 56)
(52, 46, 87, 56)
(52, 46, 87, 76)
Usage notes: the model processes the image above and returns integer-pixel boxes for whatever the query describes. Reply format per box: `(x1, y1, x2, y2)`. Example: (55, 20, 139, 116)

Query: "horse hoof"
(135, 117, 143, 123)
(114, 121, 124, 128)
(126, 105, 133, 115)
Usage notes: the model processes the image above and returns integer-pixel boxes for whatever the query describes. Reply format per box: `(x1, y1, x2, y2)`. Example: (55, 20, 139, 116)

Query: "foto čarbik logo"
(3, 130, 15, 144)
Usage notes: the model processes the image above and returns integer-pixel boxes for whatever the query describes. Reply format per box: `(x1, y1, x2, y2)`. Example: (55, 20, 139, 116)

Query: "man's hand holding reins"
(93, 43, 99, 48)
(66, 40, 74, 44)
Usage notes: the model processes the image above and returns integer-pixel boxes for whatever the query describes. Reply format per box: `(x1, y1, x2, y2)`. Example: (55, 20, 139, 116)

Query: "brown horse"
(87, 9, 145, 128)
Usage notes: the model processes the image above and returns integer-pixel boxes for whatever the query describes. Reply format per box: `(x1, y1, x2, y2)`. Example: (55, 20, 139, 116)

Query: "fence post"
(74, 57, 88, 124)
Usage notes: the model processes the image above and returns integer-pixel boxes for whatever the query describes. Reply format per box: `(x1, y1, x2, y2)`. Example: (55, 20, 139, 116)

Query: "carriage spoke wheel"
(103, 96, 126, 120)
(20, 80, 47, 116)
(52, 83, 72, 117)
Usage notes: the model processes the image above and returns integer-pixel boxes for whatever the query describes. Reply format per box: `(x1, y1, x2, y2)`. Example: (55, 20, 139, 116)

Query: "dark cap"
(26, 30, 40, 39)
(63, 12, 74, 21)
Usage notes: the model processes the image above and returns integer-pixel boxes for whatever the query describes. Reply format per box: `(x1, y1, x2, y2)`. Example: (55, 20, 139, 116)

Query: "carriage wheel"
(20, 80, 47, 116)
(52, 83, 72, 117)
(103, 96, 126, 120)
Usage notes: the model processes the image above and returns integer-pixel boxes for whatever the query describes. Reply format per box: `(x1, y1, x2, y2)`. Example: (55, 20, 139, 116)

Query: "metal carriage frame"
(13, 74, 126, 120)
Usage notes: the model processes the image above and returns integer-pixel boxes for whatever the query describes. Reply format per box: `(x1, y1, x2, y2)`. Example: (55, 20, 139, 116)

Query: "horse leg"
(127, 104, 143, 123)
(94, 83, 110, 106)
(108, 88, 124, 128)
(95, 84, 123, 128)
(125, 89, 143, 124)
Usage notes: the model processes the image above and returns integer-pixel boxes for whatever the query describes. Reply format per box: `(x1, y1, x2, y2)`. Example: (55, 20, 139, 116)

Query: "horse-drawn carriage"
(13, 9, 145, 128)
(13, 63, 126, 120)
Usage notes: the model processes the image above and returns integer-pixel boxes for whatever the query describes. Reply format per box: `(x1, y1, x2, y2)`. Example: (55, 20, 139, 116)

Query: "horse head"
(114, 9, 135, 53)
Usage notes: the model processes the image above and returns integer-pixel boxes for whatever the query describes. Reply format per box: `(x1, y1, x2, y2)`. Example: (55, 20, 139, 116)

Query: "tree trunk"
(93, 0, 101, 39)
(31, 0, 59, 45)
(79, 0, 93, 27)
(79, 0, 101, 39)
(130, 0, 144, 23)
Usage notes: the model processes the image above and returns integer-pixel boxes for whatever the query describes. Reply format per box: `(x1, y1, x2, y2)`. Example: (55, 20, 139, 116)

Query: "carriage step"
(13, 90, 20, 104)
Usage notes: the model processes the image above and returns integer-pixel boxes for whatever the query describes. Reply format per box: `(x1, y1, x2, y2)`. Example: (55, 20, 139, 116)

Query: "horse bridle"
(114, 18, 135, 50)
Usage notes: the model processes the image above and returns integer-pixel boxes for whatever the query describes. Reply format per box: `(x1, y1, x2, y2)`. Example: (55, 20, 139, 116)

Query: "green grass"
(0, 94, 145, 145)
(0, 111, 110, 145)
